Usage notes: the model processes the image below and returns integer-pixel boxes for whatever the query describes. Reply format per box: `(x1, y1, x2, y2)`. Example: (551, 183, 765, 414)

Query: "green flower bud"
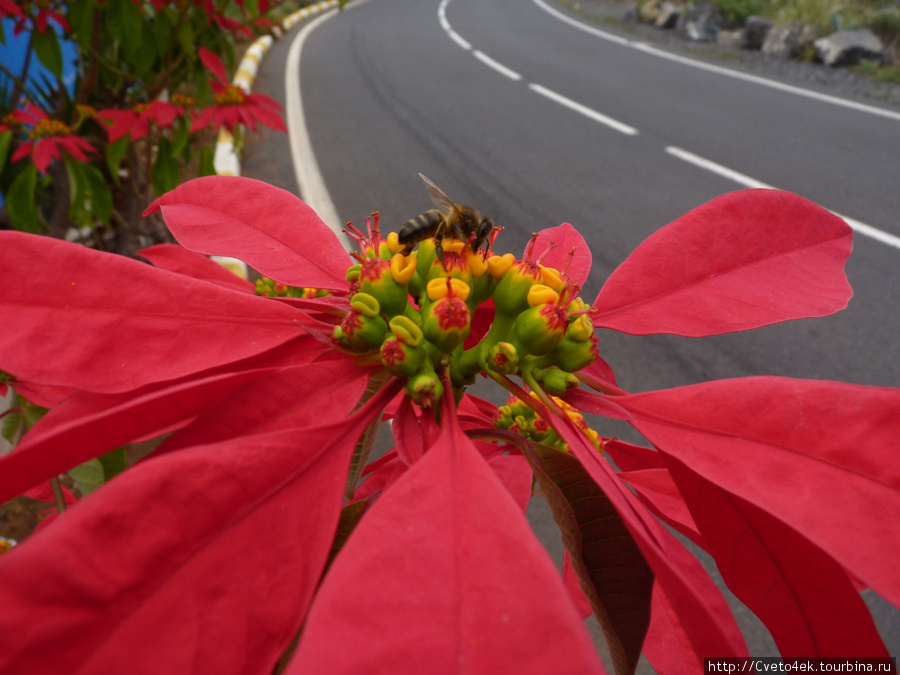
(358, 257, 409, 317)
(422, 279, 471, 353)
(381, 337, 427, 377)
(566, 313, 594, 342)
(337, 307, 387, 350)
(492, 259, 542, 315)
(533, 366, 580, 397)
(512, 303, 567, 356)
(406, 368, 443, 408)
(483, 341, 519, 375)
(389, 314, 424, 346)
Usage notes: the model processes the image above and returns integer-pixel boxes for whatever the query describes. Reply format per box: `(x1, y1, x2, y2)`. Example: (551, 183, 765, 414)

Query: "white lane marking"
(530, 83, 639, 135)
(473, 50, 523, 81)
(667, 146, 900, 251)
(286, 7, 353, 249)
(531, 0, 900, 123)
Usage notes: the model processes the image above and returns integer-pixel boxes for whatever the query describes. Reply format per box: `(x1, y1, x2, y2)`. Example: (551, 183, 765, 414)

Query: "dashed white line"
(666, 146, 900, 250)
(473, 50, 522, 81)
(530, 83, 639, 135)
(448, 30, 472, 51)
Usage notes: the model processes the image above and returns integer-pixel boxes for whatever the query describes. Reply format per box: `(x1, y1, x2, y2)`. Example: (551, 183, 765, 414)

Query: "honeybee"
(398, 173, 494, 261)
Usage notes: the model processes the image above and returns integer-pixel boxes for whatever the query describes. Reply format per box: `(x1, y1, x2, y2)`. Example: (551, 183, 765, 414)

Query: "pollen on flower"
(214, 85, 247, 106)
(28, 117, 70, 140)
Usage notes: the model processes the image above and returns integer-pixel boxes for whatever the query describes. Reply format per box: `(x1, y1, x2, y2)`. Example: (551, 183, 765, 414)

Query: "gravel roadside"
(552, 0, 900, 110)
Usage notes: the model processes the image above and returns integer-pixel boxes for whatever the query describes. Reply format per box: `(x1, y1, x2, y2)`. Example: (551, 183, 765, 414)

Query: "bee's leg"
(433, 222, 446, 263)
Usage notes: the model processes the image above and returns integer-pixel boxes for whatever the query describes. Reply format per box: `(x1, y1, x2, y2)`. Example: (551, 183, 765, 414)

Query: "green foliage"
(711, 0, 763, 27)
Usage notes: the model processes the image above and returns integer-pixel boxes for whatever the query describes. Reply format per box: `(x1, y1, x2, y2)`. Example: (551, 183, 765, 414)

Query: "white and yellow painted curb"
(212, 0, 340, 178)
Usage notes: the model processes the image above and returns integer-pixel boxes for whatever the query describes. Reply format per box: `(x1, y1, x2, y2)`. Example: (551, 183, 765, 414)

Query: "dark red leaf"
(592, 190, 853, 336)
(522, 441, 653, 675)
(550, 413, 749, 659)
(287, 405, 606, 673)
(0, 232, 304, 393)
(615, 376, 900, 609)
(665, 457, 890, 657)
(616, 468, 704, 548)
(145, 176, 352, 291)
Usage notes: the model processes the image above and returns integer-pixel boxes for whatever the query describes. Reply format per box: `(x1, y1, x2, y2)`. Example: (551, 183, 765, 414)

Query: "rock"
(717, 28, 746, 49)
(622, 3, 639, 23)
(678, 1, 722, 42)
(814, 29, 885, 67)
(762, 21, 817, 59)
(655, 1, 681, 29)
(638, 0, 661, 23)
(744, 16, 773, 50)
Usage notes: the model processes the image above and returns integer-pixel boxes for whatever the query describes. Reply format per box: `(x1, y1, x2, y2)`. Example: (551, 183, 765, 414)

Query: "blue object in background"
(0, 18, 79, 207)
(0, 17, 79, 99)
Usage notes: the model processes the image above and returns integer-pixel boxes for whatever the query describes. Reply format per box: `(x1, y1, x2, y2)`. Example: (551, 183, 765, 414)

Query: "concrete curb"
(213, 0, 340, 177)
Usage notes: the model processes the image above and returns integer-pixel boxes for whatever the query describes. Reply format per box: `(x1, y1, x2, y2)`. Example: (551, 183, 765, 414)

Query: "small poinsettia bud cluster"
(333, 214, 599, 407)
(255, 277, 330, 299)
(494, 393, 603, 453)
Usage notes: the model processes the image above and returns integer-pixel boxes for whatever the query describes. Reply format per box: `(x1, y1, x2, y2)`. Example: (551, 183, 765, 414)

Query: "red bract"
(0, 176, 896, 674)
(190, 48, 287, 135)
(97, 100, 184, 143)
(9, 103, 94, 173)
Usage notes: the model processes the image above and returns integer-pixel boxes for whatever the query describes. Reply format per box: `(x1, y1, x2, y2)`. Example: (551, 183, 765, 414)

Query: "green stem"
(344, 371, 390, 499)
(49, 476, 67, 515)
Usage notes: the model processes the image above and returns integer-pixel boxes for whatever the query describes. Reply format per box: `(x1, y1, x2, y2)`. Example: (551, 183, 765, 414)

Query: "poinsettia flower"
(8, 103, 94, 173)
(0, 176, 897, 674)
(3, 0, 69, 35)
(96, 99, 185, 143)
(190, 47, 286, 135)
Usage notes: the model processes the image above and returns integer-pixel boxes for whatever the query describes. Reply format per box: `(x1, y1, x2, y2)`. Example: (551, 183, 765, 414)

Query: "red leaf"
(616, 468, 704, 548)
(139, 243, 256, 293)
(0, 367, 283, 504)
(615, 376, 900, 608)
(592, 190, 853, 336)
(486, 453, 533, 513)
(642, 581, 704, 675)
(198, 46, 228, 84)
(0, 232, 304, 393)
(288, 408, 606, 673)
(666, 458, 890, 657)
(0, 383, 394, 674)
(533, 222, 592, 288)
(145, 176, 352, 291)
(563, 550, 594, 620)
(551, 413, 749, 659)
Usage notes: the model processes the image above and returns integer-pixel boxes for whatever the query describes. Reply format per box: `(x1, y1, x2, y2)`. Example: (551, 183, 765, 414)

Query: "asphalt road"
(242, 0, 900, 666)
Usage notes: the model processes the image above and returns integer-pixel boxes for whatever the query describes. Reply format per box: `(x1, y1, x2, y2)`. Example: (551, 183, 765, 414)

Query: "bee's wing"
(419, 173, 461, 215)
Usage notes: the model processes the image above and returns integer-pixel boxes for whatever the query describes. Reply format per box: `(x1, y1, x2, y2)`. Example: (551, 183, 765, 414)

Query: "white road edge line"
(666, 146, 900, 251)
(531, 0, 900, 123)
(448, 30, 472, 51)
(286, 6, 352, 249)
(473, 50, 523, 81)
(530, 83, 639, 135)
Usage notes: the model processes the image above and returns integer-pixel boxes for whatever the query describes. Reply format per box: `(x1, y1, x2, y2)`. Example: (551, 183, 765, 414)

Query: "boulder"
(678, 1, 722, 42)
(744, 16, 774, 50)
(762, 21, 817, 59)
(655, 1, 682, 29)
(814, 29, 885, 67)
(638, 0, 661, 23)
(718, 28, 746, 49)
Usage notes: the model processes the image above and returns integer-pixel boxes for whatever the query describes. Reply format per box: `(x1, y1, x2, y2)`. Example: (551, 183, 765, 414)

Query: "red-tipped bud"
(512, 302, 567, 356)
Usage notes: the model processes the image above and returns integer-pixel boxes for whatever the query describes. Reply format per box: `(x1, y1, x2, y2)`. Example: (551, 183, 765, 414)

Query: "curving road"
(243, 0, 900, 661)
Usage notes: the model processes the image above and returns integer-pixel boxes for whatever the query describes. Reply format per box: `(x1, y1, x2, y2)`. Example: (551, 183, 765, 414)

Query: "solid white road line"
(286, 7, 352, 249)
(531, 0, 900, 123)
(666, 146, 900, 251)
(530, 83, 639, 135)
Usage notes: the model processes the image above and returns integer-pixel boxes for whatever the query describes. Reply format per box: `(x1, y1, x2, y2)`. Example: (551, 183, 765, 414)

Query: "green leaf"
(6, 164, 42, 233)
(170, 118, 191, 158)
(196, 145, 216, 177)
(83, 164, 112, 224)
(32, 28, 63, 79)
(522, 442, 654, 675)
(244, 0, 259, 17)
(151, 136, 179, 196)
(64, 154, 88, 212)
(176, 19, 195, 54)
(68, 458, 105, 496)
(67, 0, 96, 51)
(0, 130, 12, 175)
(105, 135, 130, 186)
(98, 447, 128, 481)
(324, 501, 367, 571)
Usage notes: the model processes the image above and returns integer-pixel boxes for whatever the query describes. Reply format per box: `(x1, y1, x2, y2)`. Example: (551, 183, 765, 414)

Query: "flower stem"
(49, 476, 67, 515)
